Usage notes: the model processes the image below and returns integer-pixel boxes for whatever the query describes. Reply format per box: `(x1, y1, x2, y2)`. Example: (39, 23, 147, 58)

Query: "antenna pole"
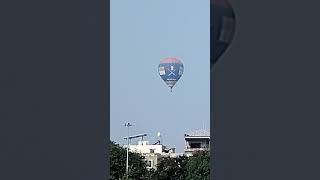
(157, 132, 161, 144)
(125, 123, 132, 179)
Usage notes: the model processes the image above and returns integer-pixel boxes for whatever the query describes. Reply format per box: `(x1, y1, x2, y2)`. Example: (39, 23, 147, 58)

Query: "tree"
(110, 140, 211, 180)
(127, 151, 148, 179)
(110, 141, 148, 180)
(151, 155, 189, 180)
(110, 141, 126, 179)
(185, 151, 210, 180)
(142, 168, 157, 180)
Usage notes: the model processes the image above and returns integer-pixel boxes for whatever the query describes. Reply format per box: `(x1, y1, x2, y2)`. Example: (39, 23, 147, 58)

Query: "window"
(147, 160, 152, 167)
(150, 149, 155, 153)
(190, 143, 201, 148)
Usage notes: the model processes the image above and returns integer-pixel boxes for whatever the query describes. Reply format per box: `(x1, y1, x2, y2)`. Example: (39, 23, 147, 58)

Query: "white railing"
(184, 147, 209, 152)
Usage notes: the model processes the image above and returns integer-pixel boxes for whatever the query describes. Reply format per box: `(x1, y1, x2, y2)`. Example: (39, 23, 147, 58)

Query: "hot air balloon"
(158, 57, 184, 92)
(211, 0, 236, 69)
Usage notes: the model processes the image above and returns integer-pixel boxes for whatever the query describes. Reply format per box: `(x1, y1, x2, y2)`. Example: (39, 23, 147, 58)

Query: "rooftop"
(185, 129, 210, 137)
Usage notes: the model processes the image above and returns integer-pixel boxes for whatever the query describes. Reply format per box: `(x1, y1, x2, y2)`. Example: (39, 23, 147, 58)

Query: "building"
(125, 134, 177, 170)
(124, 130, 210, 169)
(184, 129, 210, 156)
(129, 140, 174, 154)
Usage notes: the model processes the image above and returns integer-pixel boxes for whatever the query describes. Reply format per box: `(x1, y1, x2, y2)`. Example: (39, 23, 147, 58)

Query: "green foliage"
(110, 141, 126, 179)
(110, 141, 148, 180)
(149, 155, 188, 180)
(185, 151, 210, 180)
(127, 151, 147, 179)
(110, 140, 210, 180)
(142, 168, 157, 180)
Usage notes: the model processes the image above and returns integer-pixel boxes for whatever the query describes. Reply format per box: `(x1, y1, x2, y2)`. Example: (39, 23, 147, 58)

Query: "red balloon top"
(160, 57, 183, 64)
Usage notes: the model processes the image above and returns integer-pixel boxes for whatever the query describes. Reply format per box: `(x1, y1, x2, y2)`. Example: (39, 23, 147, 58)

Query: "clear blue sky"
(111, 0, 210, 153)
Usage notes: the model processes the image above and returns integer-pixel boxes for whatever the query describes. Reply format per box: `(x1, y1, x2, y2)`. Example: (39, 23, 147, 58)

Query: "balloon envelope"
(211, 0, 236, 69)
(158, 57, 184, 91)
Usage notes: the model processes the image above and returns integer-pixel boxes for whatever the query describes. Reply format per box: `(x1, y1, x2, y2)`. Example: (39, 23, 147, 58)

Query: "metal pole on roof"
(125, 123, 132, 179)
